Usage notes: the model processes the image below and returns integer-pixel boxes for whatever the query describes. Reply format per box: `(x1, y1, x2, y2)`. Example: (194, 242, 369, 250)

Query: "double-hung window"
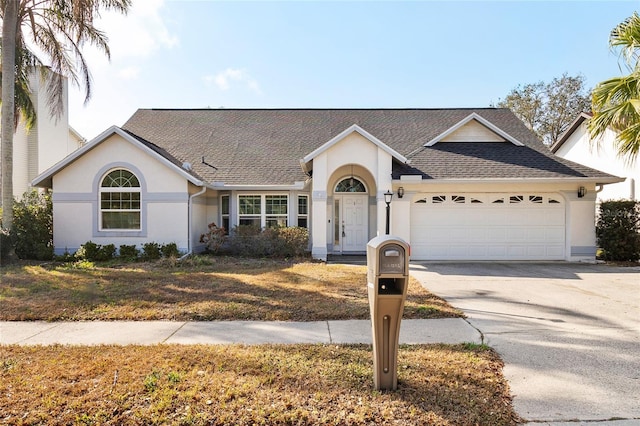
(221, 195, 230, 233)
(266, 195, 288, 227)
(100, 169, 141, 230)
(238, 194, 288, 228)
(238, 195, 261, 227)
(297, 195, 308, 228)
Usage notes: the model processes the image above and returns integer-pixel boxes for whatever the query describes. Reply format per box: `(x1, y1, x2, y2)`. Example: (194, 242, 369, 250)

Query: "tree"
(589, 12, 640, 165)
(495, 73, 591, 145)
(1, 0, 131, 231)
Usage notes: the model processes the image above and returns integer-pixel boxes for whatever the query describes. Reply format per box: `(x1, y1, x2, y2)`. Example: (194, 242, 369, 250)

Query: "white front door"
(337, 195, 368, 252)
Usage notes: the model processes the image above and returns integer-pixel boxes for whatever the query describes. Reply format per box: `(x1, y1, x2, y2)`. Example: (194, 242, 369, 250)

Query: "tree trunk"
(1, 0, 19, 230)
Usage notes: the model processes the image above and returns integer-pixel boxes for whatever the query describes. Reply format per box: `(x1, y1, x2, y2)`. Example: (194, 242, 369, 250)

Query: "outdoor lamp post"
(384, 190, 393, 234)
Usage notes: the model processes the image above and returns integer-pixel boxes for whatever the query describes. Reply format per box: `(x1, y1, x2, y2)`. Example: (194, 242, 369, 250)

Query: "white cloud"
(96, 0, 178, 60)
(205, 68, 262, 94)
(68, 0, 178, 138)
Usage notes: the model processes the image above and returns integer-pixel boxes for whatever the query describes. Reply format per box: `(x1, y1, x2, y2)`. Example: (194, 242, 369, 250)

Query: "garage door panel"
(506, 228, 527, 241)
(411, 193, 565, 260)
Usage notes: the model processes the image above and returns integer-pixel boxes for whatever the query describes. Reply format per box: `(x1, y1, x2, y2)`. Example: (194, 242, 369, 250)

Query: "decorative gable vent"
(441, 119, 506, 143)
(425, 112, 525, 147)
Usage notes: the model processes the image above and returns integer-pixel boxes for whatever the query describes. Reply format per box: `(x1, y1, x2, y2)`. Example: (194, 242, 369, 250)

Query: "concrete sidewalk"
(0, 318, 481, 346)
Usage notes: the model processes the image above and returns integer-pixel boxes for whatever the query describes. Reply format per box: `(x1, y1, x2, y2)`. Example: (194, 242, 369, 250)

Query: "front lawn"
(0, 343, 521, 425)
(0, 257, 462, 321)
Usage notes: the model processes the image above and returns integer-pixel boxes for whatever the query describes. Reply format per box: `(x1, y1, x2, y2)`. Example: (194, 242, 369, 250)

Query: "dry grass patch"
(0, 344, 521, 425)
(0, 258, 460, 321)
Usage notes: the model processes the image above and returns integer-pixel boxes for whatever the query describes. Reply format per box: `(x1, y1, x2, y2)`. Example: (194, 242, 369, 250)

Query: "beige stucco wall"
(13, 122, 30, 198)
(310, 131, 393, 259)
(10, 70, 74, 198)
(51, 133, 192, 254)
(555, 122, 638, 201)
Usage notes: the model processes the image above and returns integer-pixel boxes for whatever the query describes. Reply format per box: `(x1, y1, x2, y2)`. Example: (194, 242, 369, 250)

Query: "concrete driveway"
(410, 262, 639, 425)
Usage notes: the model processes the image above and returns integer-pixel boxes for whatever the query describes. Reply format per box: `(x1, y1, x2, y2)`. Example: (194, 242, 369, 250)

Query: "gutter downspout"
(180, 185, 207, 260)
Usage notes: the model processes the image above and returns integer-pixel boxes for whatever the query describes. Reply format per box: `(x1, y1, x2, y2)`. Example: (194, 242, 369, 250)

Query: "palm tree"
(589, 12, 640, 165)
(1, 0, 131, 230)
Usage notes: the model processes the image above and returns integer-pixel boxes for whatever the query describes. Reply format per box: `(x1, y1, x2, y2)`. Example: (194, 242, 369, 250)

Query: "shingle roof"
(121, 108, 617, 185)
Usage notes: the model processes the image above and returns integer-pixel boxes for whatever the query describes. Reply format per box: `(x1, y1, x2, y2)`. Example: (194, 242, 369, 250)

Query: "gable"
(302, 124, 407, 164)
(32, 126, 204, 189)
(425, 112, 524, 146)
(440, 119, 506, 142)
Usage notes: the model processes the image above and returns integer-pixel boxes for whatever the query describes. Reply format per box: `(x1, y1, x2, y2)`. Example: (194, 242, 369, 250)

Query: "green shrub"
(142, 242, 162, 261)
(11, 190, 53, 260)
(119, 244, 139, 261)
(100, 244, 116, 260)
(161, 242, 180, 258)
(54, 249, 76, 263)
(76, 241, 116, 262)
(596, 200, 640, 261)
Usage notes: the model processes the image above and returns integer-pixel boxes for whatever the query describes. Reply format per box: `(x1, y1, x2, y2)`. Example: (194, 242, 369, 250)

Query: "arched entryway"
(333, 177, 368, 253)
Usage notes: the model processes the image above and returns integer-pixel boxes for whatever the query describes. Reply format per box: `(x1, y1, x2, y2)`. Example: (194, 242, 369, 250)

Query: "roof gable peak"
(302, 124, 408, 164)
(425, 112, 525, 147)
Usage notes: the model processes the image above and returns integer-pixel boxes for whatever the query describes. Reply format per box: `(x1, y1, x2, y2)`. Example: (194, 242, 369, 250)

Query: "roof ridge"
(142, 107, 507, 112)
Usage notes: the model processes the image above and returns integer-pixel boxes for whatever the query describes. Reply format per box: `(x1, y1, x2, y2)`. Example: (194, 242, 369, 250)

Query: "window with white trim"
(238, 195, 261, 227)
(266, 195, 288, 227)
(99, 169, 141, 230)
(238, 194, 289, 228)
(221, 195, 230, 233)
(297, 195, 308, 228)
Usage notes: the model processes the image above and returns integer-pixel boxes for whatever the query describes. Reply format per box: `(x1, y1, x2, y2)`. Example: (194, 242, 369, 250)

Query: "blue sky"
(69, 0, 638, 139)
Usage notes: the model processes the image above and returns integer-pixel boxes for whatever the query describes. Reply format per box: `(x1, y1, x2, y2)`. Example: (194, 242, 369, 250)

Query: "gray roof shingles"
(121, 108, 617, 186)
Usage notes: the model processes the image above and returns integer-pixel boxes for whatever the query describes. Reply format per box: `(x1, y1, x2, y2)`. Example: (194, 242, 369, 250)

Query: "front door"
(335, 195, 368, 252)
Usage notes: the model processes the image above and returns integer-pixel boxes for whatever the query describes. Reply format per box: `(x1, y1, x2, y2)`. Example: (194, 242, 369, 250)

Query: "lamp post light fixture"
(384, 190, 393, 234)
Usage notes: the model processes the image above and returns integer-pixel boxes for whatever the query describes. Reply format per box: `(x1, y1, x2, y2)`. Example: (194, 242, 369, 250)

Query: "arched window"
(100, 169, 141, 230)
(335, 178, 366, 193)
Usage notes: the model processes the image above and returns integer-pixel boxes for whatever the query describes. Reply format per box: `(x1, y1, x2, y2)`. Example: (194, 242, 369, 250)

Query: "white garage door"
(410, 193, 565, 260)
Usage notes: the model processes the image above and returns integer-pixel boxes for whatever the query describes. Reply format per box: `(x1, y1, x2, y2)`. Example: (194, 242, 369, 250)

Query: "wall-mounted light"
(397, 187, 404, 199)
(578, 186, 586, 198)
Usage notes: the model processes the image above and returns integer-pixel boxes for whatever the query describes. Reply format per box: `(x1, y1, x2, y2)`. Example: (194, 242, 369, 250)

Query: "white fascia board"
(32, 126, 204, 188)
(302, 124, 408, 164)
(424, 112, 525, 147)
(550, 112, 592, 153)
(391, 176, 626, 185)
(211, 182, 306, 191)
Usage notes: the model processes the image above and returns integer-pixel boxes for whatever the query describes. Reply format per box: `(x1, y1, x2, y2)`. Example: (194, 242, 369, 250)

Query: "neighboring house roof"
(550, 112, 593, 154)
(121, 108, 619, 186)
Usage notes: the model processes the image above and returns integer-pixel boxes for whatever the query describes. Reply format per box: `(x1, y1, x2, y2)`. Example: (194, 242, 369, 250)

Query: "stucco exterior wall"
(13, 123, 30, 198)
(50, 134, 191, 254)
(310, 131, 393, 259)
(554, 122, 638, 201)
(11, 70, 74, 198)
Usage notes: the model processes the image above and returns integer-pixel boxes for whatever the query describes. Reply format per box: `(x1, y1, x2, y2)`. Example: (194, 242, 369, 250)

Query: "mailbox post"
(366, 235, 410, 391)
